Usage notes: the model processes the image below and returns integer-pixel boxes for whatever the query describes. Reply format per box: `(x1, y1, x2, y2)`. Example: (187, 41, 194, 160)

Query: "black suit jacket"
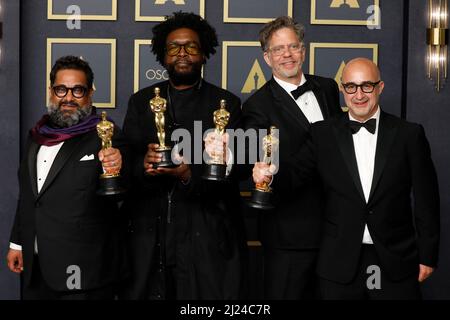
(10, 127, 127, 292)
(242, 75, 341, 249)
(277, 111, 440, 283)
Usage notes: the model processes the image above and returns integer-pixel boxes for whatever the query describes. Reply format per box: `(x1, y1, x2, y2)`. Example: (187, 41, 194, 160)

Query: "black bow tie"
(291, 81, 314, 100)
(349, 118, 376, 134)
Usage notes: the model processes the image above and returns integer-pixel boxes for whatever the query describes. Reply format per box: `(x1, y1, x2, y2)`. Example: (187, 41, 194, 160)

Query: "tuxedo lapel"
(269, 78, 310, 131)
(37, 134, 87, 199)
(27, 139, 40, 197)
(305, 75, 330, 119)
(368, 112, 398, 202)
(332, 115, 366, 202)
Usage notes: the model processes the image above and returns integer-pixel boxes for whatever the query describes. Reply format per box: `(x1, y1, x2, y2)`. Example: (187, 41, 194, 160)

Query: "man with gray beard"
(47, 94, 93, 128)
(6, 56, 126, 300)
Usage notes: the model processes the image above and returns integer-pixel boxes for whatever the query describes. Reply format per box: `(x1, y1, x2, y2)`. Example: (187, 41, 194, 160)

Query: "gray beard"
(47, 103, 92, 128)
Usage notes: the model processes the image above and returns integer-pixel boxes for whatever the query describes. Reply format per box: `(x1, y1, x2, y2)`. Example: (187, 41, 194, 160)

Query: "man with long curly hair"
(119, 12, 247, 300)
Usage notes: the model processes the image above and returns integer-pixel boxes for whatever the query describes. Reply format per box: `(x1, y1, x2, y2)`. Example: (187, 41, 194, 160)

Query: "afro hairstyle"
(151, 11, 219, 66)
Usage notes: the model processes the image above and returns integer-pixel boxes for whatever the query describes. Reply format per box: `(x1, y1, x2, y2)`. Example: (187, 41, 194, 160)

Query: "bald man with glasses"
(253, 58, 440, 300)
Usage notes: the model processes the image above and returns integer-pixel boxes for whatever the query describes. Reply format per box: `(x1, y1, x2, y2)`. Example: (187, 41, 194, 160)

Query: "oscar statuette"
(248, 126, 279, 210)
(202, 99, 230, 181)
(149, 87, 177, 168)
(96, 111, 126, 196)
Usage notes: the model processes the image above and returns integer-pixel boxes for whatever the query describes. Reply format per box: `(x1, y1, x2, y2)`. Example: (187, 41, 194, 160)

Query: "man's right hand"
(143, 143, 162, 171)
(7, 249, 23, 274)
(253, 162, 276, 185)
(143, 143, 191, 183)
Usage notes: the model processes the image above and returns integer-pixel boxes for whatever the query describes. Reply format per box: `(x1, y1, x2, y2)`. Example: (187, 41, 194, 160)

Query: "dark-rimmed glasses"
(166, 42, 201, 56)
(341, 81, 381, 94)
(52, 85, 89, 98)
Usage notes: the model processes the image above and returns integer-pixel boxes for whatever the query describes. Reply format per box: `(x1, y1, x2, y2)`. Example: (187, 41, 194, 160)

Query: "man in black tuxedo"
(119, 12, 246, 300)
(6, 56, 125, 300)
(253, 58, 440, 299)
(241, 16, 341, 299)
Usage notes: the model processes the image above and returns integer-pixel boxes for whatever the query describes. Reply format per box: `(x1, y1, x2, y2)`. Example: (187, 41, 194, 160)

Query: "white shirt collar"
(273, 73, 306, 94)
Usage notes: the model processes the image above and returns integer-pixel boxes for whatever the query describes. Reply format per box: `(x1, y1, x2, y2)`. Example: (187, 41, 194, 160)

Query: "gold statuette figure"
(97, 112, 114, 159)
(248, 126, 279, 210)
(203, 99, 230, 181)
(149, 87, 176, 168)
(96, 111, 125, 196)
(150, 87, 169, 150)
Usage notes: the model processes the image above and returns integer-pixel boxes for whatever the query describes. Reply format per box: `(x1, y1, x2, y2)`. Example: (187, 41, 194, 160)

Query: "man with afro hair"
(120, 12, 247, 300)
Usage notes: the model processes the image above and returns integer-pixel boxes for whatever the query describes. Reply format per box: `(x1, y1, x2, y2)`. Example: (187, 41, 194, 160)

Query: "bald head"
(342, 58, 380, 84)
(340, 57, 384, 122)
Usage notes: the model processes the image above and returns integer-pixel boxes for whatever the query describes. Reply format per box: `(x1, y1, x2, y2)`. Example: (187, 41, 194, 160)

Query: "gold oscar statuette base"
(97, 173, 126, 197)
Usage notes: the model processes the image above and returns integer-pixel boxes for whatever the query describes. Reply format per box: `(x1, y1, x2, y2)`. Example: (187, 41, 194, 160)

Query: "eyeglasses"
(166, 42, 201, 56)
(52, 85, 89, 98)
(341, 81, 381, 94)
(267, 43, 303, 56)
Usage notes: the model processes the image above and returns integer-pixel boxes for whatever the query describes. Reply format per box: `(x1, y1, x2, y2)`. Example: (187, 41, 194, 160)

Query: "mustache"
(59, 100, 80, 108)
(175, 58, 192, 64)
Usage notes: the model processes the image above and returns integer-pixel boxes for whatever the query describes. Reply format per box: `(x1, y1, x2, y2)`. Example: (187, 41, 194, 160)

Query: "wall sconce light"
(427, 0, 448, 92)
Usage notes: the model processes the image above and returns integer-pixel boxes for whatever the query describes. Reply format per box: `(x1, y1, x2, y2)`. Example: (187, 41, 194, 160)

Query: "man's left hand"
(99, 147, 122, 174)
(418, 264, 434, 282)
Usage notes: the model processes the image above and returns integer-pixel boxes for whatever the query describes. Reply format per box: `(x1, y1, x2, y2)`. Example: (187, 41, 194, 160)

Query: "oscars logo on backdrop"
(145, 69, 169, 81)
(241, 60, 267, 94)
(334, 61, 346, 86)
(333, 60, 349, 110)
(330, 0, 360, 8)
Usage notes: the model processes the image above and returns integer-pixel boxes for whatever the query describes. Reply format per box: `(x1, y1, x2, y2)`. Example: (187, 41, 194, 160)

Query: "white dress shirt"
(10, 142, 64, 252)
(349, 107, 380, 244)
(274, 74, 324, 124)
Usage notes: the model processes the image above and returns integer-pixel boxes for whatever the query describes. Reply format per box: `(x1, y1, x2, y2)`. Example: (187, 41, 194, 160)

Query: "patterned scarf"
(30, 113, 101, 146)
